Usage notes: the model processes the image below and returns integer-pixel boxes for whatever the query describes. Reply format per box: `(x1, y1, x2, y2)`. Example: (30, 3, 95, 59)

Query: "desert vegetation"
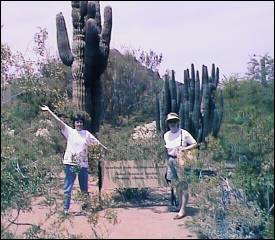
(1, 19, 274, 239)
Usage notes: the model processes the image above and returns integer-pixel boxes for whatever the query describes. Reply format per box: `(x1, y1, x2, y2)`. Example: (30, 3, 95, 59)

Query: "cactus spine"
(56, 1, 112, 133)
(156, 64, 223, 142)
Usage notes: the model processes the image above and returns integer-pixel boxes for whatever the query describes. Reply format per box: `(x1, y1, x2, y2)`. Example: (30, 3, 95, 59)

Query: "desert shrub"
(221, 78, 274, 212)
(188, 74, 274, 239)
(1, 116, 64, 212)
(263, 216, 274, 239)
(97, 124, 166, 163)
(222, 75, 240, 99)
(187, 136, 268, 239)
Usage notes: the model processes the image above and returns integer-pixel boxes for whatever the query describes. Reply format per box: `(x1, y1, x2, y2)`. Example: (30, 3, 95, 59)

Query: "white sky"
(1, 1, 274, 81)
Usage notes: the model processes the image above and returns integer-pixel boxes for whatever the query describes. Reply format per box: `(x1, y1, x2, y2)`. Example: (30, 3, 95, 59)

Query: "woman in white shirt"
(40, 105, 107, 215)
(164, 112, 197, 220)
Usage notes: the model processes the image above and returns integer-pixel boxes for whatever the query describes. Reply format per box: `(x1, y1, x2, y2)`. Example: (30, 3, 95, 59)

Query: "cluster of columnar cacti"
(56, 1, 112, 133)
(156, 64, 224, 142)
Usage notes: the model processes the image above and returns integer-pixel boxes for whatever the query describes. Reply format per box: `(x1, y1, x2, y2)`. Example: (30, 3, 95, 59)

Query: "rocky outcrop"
(131, 121, 156, 140)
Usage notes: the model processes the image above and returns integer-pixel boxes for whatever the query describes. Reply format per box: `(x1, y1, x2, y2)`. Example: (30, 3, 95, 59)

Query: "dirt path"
(100, 205, 198, 239)
(2, 175, 199, 239)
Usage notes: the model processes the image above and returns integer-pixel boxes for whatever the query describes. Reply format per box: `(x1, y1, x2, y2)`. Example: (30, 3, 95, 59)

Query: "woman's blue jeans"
(63, 164, 88, 211)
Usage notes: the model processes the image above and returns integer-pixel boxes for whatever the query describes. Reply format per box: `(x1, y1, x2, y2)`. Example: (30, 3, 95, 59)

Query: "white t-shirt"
(61, 124, 99, 168)
(164, 129, 196, 157)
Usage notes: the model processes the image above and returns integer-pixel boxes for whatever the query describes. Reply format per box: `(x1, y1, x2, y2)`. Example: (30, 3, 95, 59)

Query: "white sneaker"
(64, 209, 69, 215)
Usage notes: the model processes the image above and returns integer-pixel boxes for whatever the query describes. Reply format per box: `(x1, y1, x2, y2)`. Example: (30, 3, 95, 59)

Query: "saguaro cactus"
(56, 1, 112, 133)
(156, 64, 223, 142)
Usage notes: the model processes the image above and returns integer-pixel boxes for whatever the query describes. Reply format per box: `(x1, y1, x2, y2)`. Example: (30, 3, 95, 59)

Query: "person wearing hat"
(40, 105, 107, 215)
(164, 112, 197, 219)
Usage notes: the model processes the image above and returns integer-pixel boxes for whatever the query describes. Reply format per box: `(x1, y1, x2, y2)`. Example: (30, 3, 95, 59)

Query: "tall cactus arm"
(84, 2, 112, 82)
(170, 70, 177, 112)
(192, 70, 201, 139)
(86, 2, 97, 21)
(212, 90, 224, 137)
(211, 64, 215, 84)
(201, 65, 210, 142)
(183, 70, 190, 131)
(72, 4, 81, 29)
(164, 74, 171, 115)
(80, 1, 88, 19)
(99, 6, 112, 73)
(71, 1, 80, 8)
(209, 63, 215, 92)
(84, 18, 100, 85)
(95, 1, 102, 33)
(212, 108, 220, 137)
(218, 90, 224, 130)
(86, 2, 102, 32)
(56, 12, 74, 66)
(179, 103, 184, 129)
(190, 63, 195, 112)
(80, 1, 87, 15)
(176, 84, 182, 113)
(215, 67, 219, 88)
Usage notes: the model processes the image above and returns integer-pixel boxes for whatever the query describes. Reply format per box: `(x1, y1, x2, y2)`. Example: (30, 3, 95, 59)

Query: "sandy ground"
(1, 175, 199, 239)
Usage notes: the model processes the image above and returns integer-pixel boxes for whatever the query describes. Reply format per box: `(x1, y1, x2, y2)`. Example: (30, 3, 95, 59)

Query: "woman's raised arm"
(40, 105, 65, 130)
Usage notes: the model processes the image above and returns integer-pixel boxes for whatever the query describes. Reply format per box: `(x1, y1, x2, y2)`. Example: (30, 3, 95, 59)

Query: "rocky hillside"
(101, 48, 163, 125)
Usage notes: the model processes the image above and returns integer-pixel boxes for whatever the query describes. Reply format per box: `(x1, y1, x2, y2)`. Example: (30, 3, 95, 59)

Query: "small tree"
(246, 54, 274, 86)
(33, 27, 71, 96)
(130, 48, 163, 73)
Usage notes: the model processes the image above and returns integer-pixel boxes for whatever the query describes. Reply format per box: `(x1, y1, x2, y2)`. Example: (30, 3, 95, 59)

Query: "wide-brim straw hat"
(166, 112, 180, 122)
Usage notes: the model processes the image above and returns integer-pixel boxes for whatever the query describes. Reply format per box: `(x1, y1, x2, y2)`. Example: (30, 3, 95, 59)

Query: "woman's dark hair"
(72, 113, 85, 123)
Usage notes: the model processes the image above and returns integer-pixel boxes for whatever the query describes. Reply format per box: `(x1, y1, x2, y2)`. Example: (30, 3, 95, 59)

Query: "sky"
(1, 1, 274, 82)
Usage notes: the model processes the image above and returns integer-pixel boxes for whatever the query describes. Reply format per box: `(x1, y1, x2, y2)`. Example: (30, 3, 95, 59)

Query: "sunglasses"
(168, 120, 179, 124)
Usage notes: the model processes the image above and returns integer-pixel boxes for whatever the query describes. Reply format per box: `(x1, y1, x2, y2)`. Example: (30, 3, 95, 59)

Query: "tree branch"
(1, 208, 21, 235)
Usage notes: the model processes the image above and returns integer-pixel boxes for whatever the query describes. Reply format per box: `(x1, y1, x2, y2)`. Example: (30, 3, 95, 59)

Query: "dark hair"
(72, 113, 85, 123)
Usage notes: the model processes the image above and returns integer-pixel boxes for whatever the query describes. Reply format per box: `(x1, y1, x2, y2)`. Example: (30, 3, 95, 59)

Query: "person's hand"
(100, 143, 108, 151)
(176, 146, 186, 156)
(92, 140, 108, 151)
(40, 105, 50, 112)
(96, 141, 108, 151)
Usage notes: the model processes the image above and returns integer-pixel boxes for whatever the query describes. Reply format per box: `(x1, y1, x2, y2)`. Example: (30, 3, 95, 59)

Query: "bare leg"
(176, 184, 183, 211)
(174, 182, 188, 219)
(178, 190, 188, 216)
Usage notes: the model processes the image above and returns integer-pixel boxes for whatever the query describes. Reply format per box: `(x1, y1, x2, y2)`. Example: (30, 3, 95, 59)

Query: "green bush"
(187, 75, 274, 239)
(97, 124, 166, 163)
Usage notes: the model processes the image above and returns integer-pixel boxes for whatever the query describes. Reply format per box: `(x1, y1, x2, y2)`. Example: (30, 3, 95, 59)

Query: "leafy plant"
(188, 62, 274, 239)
